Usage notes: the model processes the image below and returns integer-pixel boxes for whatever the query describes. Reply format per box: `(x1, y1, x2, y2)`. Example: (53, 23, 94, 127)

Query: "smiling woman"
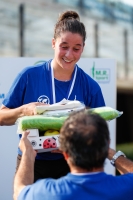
(52, 31, 84, 80)
(0, 10, 105, 182)
(51, 11, 86, 80)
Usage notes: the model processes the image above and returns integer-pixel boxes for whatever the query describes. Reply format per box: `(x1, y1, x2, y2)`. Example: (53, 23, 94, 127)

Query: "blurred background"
(0, 0, 133, 149)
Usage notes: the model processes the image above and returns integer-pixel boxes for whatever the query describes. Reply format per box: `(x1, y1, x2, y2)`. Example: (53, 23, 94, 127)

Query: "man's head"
(59, 111, 110, 171)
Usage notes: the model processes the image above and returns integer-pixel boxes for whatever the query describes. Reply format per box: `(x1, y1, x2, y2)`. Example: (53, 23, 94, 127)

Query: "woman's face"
(52, 31, 84, 71)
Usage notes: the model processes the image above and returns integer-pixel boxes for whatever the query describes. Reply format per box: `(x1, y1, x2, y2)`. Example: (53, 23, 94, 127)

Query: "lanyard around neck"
(49, 60, 77, 104)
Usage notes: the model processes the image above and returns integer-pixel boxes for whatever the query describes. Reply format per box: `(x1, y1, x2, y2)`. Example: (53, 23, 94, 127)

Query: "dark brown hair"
(54, 10, 86, 43)
(59, 111, 110, 170)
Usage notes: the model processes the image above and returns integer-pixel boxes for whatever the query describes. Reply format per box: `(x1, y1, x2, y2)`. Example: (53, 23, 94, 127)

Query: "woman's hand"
(22, 102, 48, 116)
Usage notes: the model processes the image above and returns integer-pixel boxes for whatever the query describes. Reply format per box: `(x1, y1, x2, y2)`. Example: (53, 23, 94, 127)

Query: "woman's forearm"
(0, 106, 24, 125)
(0, 102, 39, 126)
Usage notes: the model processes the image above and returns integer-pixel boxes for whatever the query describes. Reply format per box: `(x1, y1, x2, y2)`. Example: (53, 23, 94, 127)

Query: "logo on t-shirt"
(37, 95, 50, 104)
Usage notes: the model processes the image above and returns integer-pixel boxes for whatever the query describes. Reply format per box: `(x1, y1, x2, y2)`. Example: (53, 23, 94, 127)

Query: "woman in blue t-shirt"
(0, 10, 105, 182)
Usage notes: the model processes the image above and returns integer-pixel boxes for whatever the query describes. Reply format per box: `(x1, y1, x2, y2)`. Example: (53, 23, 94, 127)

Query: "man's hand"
(14, 131, 37, 200)
(19, 131, 37, 158)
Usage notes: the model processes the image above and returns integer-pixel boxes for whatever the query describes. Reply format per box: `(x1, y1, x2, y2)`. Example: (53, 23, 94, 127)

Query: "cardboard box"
(18, 100, 85, 152)
(27, 129, 60, 153)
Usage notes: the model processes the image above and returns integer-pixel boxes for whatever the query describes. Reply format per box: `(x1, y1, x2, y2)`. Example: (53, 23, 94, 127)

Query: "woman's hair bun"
(58, 10, 80, 22)
(54, 10, 86, 42)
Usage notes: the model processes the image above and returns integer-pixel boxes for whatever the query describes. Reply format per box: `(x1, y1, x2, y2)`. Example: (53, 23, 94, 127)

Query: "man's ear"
(63, 152, 69, 161)
(52, 38, 55, 49)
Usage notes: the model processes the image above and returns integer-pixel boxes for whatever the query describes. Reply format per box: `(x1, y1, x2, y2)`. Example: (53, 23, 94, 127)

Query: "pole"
(19, 4, 24, 57)
(94, 23, 99, 57)
(78, 0, 84, 14)
(124, 29, 128, 78)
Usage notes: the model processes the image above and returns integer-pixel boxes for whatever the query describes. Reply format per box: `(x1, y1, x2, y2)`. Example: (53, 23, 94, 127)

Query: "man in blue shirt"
(13, 111, 133, 200)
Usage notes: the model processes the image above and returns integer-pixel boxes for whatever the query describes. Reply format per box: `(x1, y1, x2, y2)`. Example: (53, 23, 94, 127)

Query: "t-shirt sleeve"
(2, 68, 28, 108)
(18, 185, 31, 200)
(89, 88, 105, 108)
(85, 75, 106, 108)
(79, 68, 105, 108)
(17, 179, 53, 200)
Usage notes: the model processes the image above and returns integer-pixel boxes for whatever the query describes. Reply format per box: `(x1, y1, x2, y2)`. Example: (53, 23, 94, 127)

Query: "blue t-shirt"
(3, 60, 105, 160)
(18, 172, 133, 200)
